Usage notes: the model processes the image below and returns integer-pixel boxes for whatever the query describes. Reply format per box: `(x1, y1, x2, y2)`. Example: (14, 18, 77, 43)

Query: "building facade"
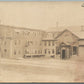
(0, 25, 46, 59)
(24, 29, 45, 58)
(0, 25, 84, 60)
(42, 32, 57, 58)
(55, 29, 79, 59)
(0, 26, 13, 58)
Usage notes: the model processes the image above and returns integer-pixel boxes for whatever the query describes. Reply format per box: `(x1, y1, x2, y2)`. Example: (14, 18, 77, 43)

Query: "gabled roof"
(55, 29, 79, 39)
(42, 31, 60, 41)
(42, 32, 55, 41)
(69, 30, 84, 39)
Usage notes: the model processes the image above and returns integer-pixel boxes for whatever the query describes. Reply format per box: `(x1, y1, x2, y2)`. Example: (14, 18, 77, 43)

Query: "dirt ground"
(0, 58, 84, 82)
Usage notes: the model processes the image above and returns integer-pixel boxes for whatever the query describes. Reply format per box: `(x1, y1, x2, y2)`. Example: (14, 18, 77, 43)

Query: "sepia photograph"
(0, 1, 84, 82)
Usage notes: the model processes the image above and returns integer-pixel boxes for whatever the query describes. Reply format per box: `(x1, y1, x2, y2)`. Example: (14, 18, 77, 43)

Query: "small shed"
(79, 39, 84, 58)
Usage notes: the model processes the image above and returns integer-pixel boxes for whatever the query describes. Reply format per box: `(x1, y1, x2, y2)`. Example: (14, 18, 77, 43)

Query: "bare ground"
(0, 58, 84, 82)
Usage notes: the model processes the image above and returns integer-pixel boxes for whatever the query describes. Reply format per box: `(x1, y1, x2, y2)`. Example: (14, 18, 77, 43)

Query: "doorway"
(62, 50, 66, 59)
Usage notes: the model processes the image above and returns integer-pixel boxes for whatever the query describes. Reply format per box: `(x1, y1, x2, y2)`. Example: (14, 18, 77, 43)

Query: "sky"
(0, 1, 84, 31)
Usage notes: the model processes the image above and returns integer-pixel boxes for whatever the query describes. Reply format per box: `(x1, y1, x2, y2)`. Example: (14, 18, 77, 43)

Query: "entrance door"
(62, 50, 66, 59)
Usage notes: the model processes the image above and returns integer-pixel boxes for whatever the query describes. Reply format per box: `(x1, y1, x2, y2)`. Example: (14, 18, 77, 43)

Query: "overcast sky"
(0, 1, 84, 31)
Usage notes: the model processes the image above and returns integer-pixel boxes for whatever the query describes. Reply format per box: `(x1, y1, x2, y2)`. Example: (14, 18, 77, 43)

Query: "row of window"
(25, 41, 33, 47)
(14, 50, 21, 55)
(14, 40, 42, 47)
(15, 31, 43, 37)
(25, 41, 42, 47)
(44, 41, 55, 46)
(56, 46, 77, 55)
(25, 50, 42, 54)
(1, 41, 10, 46)
(15, 40, 21, 45)
(5, 47, 77, 56)
(45, 49, 55, 54)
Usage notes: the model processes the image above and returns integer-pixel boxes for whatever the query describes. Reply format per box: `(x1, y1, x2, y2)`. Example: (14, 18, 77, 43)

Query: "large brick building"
(0, 25, 84, 60)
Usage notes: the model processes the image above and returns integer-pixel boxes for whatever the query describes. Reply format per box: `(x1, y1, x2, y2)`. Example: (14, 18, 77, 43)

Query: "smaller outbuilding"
(55, 29, 79, 59)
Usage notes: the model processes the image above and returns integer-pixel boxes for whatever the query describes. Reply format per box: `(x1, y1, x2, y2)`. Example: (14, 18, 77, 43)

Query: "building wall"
(0, 25, 46, 59)
(79, 39, 84, 58)
(0, 27, 13, 58)
(42, 40, 56, 58)
(56, 30, 78, 45)
(12, 28, 30, 59)
(79, 39, 84, 45)
(56, 30, 79, 59)
(24, 30, 45, 58)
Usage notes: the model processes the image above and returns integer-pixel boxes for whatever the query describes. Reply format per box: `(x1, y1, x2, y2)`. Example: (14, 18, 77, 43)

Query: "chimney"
(56, 21, 58, 28)
(81, 25, 84, 31)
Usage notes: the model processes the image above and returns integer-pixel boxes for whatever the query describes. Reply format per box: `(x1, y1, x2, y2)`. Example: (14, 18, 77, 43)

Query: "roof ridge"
(0, 24, 45, 32)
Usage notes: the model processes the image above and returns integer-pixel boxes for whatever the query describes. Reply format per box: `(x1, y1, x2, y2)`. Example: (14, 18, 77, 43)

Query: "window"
(28, 41, 33, 46)
(48, 50, 50, 54)
(73, 46, 77, 55)
(25, 44, 28, 47)
(52, 49, 54, 54)
(44, 41, 46, 46)
(25, 50, 27, 53)
(38, 50, 40, 54)
(27, 51, 29, 54)
(40, 42, 42, 46)
(16, 32, 19, 34)
(19, 50, 20, 54)
(19, 40, 20, 44)
(52, 41, 54, 46)
(40, 50, 42, 54)
(27, 41, 29, 46)
(27, 32, 30, 35)
(15, 40, 17, 45)
(38, 50, 42, 54)
(48, 41, 50, 46)
(25, 50, 29, 54)
(14, 51, 16, 55)
(30, 41, 33, 45)
(56, 47, 60, 54)
(40, 43, 41, 46)
(4, 49, 7, 52)
(35, 32, 36, 36)
(23, 31, 25, 35)
(35, 50, 37, 54)
(45, 49, 47, 54)
(4, 41, 6, 45)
